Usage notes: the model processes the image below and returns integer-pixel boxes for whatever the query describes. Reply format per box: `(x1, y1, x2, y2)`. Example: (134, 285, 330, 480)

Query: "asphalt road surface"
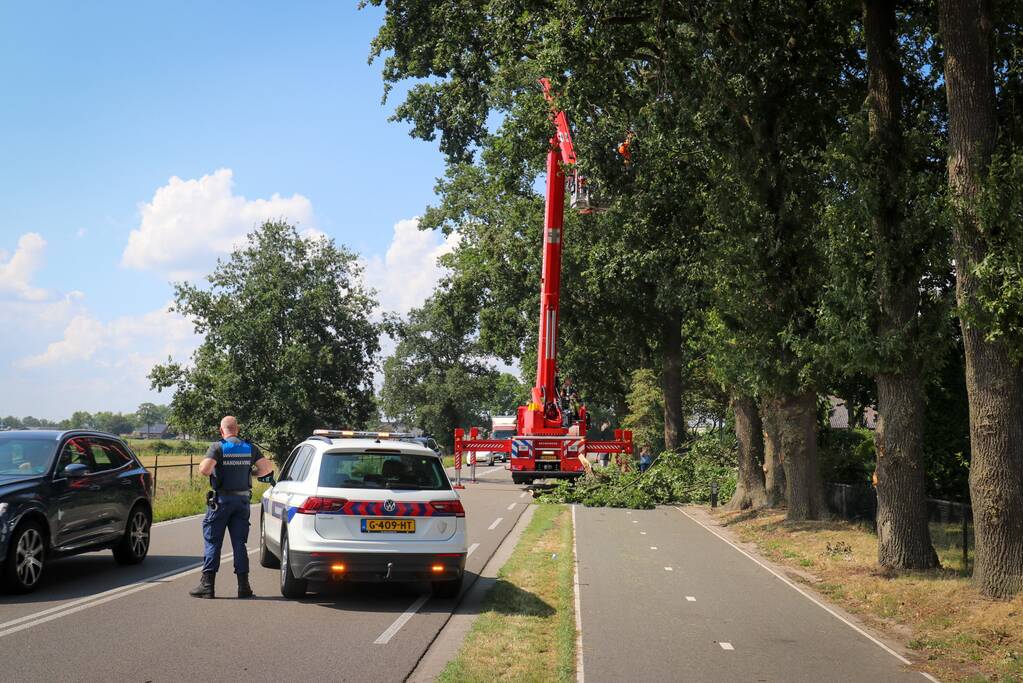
(575, 505, 933, 683)
(0, 465, 525, 683)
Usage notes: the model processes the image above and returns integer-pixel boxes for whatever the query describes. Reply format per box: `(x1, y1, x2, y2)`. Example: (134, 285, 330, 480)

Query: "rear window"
(318, 452, 450, 491)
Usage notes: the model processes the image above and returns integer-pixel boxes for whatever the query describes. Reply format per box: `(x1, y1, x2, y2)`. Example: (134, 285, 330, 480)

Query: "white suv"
(259, 431, 467, 599)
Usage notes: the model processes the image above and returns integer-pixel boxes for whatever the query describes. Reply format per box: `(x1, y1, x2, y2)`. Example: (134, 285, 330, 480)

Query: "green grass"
(152, 478, 269, 523)
(437, 504, 576, 683)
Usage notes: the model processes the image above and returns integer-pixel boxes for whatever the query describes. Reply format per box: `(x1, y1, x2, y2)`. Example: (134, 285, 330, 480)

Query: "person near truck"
(189, 415, 274, 599)
(638, 444, 654, 473)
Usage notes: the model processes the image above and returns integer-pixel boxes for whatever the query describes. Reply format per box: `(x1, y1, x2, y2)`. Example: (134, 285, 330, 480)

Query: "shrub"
(818, 427, 874, 484)
(538, 432, 738, 509)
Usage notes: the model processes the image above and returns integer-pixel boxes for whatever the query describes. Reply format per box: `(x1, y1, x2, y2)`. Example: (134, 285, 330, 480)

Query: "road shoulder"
(408, 504, 536, 682)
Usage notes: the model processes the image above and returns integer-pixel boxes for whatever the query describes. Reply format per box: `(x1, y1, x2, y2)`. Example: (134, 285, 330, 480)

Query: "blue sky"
(0, 2, 455, 418)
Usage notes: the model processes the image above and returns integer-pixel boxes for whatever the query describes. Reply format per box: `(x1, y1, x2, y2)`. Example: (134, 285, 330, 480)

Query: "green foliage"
(539, 432, 737, 509)
(818, 428, 876, 485)
(621, 368, 664, 453)
(380, 292, 506, 452)
(149, 221, 379, 461)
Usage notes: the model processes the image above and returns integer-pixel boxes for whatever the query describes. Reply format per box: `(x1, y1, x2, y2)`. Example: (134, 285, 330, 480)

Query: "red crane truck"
(454, 79, 633, 486)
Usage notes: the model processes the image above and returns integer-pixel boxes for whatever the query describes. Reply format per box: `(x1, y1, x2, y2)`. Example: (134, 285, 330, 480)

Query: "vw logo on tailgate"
(383, 499, 397, 513)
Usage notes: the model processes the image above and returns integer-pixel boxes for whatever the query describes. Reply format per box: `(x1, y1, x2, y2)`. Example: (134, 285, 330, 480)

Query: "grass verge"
(718, 509, 1023, 683)
(152, 478, 269, 523)
(437, 504, 576, 683)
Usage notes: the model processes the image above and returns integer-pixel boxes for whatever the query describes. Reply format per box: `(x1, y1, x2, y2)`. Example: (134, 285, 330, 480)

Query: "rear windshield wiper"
(385, 483, 425, 490)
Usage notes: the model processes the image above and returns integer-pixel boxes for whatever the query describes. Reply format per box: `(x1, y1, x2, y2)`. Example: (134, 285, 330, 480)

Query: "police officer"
(189, 415, 274, 599)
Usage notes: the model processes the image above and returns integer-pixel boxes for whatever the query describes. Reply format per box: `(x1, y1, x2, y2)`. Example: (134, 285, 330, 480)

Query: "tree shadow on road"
(479, 578, 554, 617)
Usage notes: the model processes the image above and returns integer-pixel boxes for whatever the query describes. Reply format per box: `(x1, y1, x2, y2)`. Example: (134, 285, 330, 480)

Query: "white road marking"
(686, 596, 696, 602)
(626, 511, 632, 515)
(650, 546, 658, 550)
(632, 520, 638, 524)
(640, 531, 647, 535)
(0, 549, 257, 640)
(374, 594, 430, 645)
(572, 505, 585, 683)
(467, 543, 480, 557)
(664, 567, 673, 571)
(488, 517, 503, 530)
(719, 642, 734, 651)
(507, 503, 516, 511)
(520, 491, 528, 498)
(675, 507, 929, 678)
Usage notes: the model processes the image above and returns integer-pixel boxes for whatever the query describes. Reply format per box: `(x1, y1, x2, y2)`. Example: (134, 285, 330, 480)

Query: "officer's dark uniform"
(190, 436, 261, 599)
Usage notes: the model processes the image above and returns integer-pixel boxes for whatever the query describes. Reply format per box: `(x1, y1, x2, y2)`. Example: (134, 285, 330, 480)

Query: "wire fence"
(825, 482, 973, 571)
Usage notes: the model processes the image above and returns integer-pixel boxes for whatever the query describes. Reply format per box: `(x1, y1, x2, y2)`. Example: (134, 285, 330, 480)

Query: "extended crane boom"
(454, 79, 633, 487)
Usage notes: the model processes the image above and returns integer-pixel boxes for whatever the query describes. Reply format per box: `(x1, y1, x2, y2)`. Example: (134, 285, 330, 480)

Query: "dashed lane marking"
(488, 518, 503, 530)
(719, 642, 734, 651)
(507, 503, 516, 511)
(650, 546, 658, 550)
(640, 531, 647, 535)
(686, 596, 696, 602)
(520, 492, 528, 498)
(467, 543, 480, 557)
(676, 507, 933, 680)
(664, 567, 673, 571)
(374, 595, 430, 645)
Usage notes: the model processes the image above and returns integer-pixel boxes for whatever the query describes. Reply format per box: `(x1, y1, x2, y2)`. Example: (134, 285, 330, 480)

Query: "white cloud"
(121, 168, 315, 279)
(0, 232, 48, 301)
(363, 217, 460, 316)
(16, 303, 198, 370)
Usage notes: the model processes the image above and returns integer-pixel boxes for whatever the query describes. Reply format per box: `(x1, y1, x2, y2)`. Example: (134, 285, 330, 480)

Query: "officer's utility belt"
(217, 490, 250, 498)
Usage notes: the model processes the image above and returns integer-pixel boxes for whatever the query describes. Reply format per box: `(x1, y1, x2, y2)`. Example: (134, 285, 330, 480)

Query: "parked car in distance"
(484, 415, 516, 466)
(260, 430, 467, 599)
(0, 430, 153, 593)
(410, 436, 442, 456)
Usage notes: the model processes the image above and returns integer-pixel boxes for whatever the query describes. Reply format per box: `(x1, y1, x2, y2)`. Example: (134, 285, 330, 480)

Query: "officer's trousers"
(201, 494, 250, 574)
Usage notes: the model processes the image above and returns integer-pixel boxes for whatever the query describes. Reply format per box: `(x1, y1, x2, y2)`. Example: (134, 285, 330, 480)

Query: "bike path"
(575, 505, 930, 683)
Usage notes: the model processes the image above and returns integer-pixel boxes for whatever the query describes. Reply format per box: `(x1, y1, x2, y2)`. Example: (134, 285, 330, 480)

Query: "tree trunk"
(940, 0, 1023, 598)
(865, 0, 939, 570)
(761, 397, 786, 506)
(779, 391, 827, 521)
(661, 312, 684, 451)
(875, 373, 939, 568)
(725, 395, 768, 511)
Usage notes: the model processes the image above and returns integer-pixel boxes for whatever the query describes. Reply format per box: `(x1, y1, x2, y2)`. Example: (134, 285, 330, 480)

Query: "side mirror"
(64, 463, 90, 478)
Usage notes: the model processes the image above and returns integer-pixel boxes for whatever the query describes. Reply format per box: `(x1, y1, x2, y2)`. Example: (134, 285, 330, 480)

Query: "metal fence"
(825, 482, 973, 571)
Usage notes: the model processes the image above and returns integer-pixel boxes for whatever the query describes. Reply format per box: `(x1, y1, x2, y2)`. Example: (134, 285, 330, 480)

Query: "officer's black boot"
(189, 571, 216, 599)
(237, 572, 254, 599)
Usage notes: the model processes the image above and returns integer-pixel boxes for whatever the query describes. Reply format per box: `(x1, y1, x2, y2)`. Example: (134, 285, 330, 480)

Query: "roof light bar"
(312, 429, 417, 440)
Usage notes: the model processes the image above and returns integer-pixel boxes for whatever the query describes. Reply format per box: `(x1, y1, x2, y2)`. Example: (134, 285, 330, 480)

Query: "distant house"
(828, 396, 877, 430)
(132, 423, 174, 439)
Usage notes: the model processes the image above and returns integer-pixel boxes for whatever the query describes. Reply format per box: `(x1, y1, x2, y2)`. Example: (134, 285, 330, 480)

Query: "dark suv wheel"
(3, 520, 46, 593)
(113, 505, 151, 565)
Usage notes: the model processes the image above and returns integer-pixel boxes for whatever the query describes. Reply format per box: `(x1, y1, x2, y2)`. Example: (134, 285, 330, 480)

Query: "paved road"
(575, 505, 931, 683)
(0, 465, 525, 682)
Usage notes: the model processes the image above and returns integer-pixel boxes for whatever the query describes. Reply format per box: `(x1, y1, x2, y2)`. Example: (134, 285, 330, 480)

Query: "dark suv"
(0, 430, 153, 593)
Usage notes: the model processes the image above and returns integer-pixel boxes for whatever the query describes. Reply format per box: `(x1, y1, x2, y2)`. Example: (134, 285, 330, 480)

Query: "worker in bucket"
(189, 415, 274, 599)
